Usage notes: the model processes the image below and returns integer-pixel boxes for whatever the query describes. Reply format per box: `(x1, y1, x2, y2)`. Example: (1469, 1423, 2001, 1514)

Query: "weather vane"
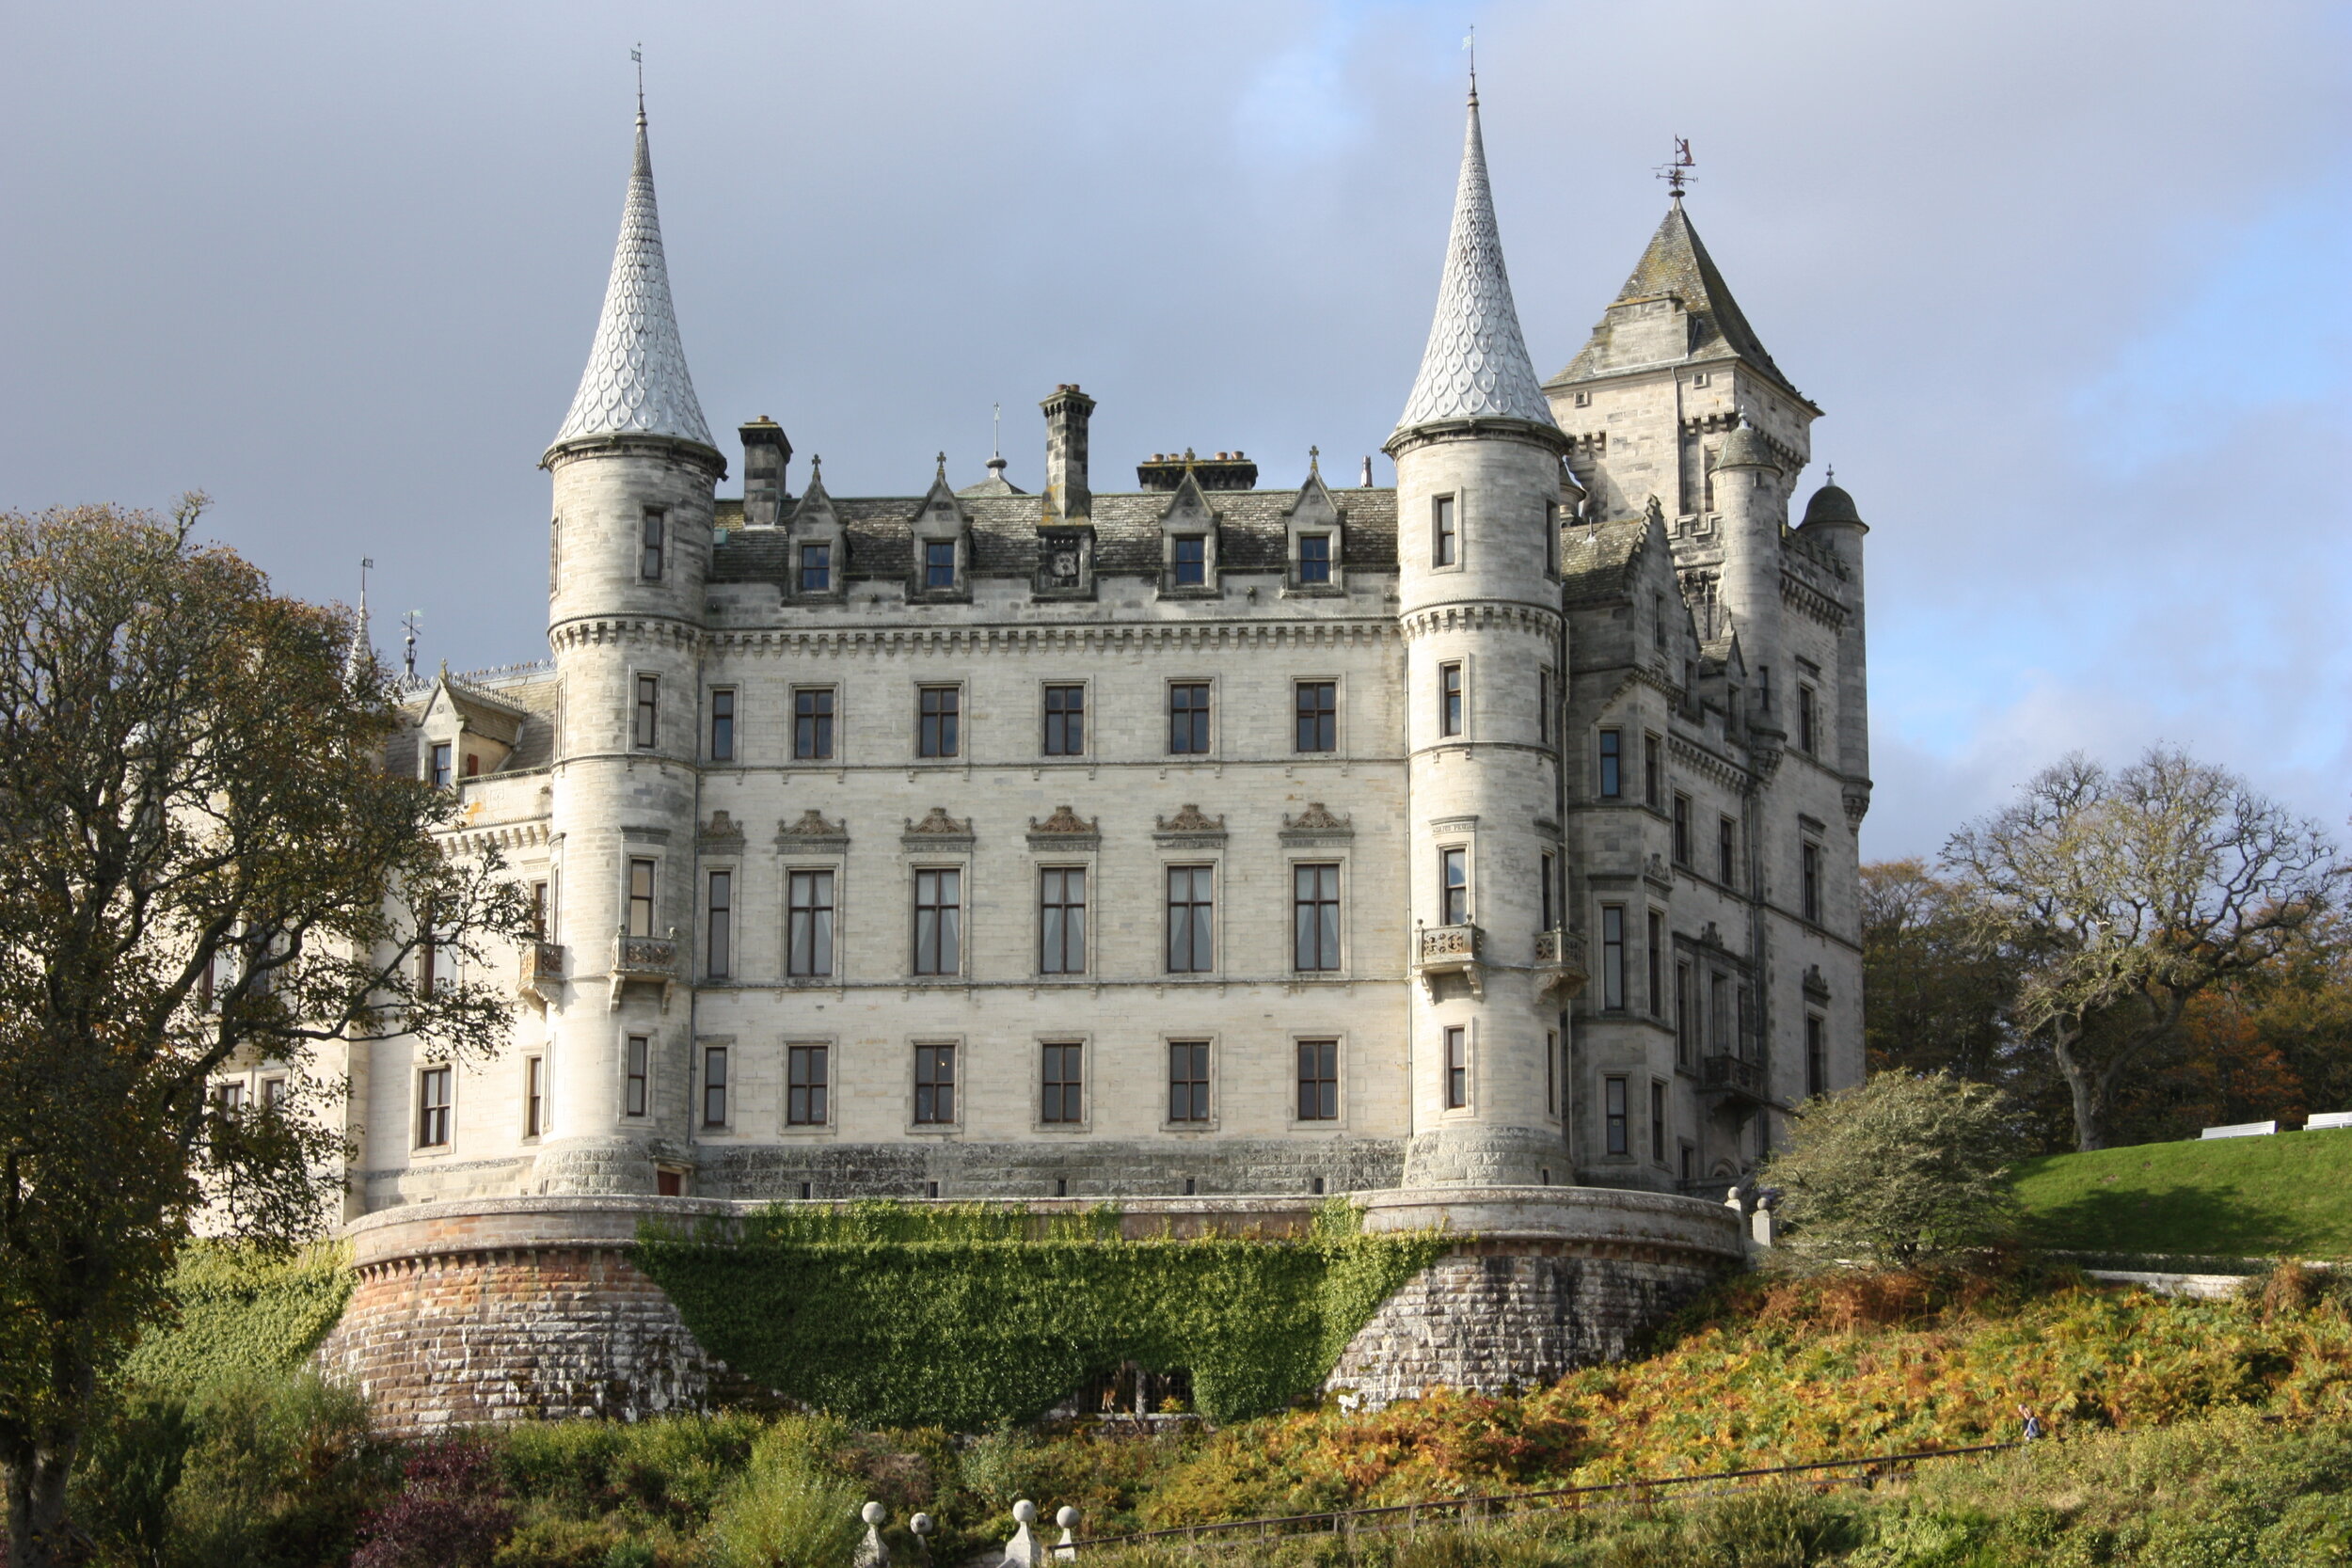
(1658, 136, 1694, 198)
(1462, 25, 1476, 89)
(401, 610, 423, 682)
(631, 43, 644, 114)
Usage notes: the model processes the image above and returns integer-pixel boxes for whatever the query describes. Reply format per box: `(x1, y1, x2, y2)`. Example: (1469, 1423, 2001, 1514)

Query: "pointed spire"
(549, 100, 713, 452)
(1549, 199, 1800, 399)
(1394, 90, 1554, 434)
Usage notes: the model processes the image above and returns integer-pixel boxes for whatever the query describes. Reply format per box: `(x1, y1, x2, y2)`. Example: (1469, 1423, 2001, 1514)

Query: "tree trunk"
(5, 1436, 80, 1568)
(2052, 1024, 2108, 1150)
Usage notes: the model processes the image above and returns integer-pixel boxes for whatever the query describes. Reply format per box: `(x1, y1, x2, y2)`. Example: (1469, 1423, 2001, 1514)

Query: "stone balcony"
(1414, 922, 1484, 999)
(610, 929, 679, 1012)
(1698, 1052, 1770, 1110)
(1533, 928, 1588, 998)
(517, 941, 564, 1007)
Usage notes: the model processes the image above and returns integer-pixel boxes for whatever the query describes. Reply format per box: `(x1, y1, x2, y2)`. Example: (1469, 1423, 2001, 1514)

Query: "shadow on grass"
(2026, 1184, 2295, 1259)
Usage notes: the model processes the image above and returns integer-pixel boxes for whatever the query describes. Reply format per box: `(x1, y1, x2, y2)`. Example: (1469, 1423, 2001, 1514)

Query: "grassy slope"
(2012, 1130, 2352, 1259)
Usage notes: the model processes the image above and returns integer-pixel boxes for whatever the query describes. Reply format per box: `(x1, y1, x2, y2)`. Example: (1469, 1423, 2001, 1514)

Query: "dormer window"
(923, 540, 957, 590)
(1173, 536, 1207, 587)
(799, 543, 831, 594)
(430, 743, 452, 788)
(1297, 535, 1331, 585)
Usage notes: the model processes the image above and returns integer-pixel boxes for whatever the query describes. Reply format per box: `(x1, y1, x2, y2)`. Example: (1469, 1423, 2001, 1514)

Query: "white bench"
(2305, 1111, 2352, 1132)
(2201, 1120, 2278, 1139)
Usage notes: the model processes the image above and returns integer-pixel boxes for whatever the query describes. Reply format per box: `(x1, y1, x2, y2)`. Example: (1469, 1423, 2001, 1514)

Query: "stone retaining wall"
(318, 1186, 1746, 1434)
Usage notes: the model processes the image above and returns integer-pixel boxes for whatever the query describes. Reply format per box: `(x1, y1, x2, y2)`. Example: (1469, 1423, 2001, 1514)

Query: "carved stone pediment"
(697, 810, 746, 849)
(1279, 802, 1354, 844)
(1153, 803, 1227, 847)
(1025, 805, 1101, 849)
(902, 806, 976, 849)
(775, 809, 850, 853)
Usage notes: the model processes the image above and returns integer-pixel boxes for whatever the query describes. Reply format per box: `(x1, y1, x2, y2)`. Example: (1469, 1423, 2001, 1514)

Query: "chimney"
(739, 418, 792, 527)
(1041, 384, 1096, 520)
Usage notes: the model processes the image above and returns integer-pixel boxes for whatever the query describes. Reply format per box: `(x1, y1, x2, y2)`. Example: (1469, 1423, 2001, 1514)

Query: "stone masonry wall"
(1327, 1241, 1724, 1406)
(312, 1244, 712, 1436)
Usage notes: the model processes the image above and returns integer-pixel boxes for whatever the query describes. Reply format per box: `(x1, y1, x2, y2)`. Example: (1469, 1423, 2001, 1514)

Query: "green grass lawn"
(2013, 1129, 2352, 1260)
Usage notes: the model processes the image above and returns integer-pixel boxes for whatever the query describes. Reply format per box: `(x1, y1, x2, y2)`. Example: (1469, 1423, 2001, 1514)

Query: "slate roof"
(711, 487, 1400, 584)
(1549, 199, 1802, 403)
(1557, 516, 1648, 602)
(548, 108, 713, 452)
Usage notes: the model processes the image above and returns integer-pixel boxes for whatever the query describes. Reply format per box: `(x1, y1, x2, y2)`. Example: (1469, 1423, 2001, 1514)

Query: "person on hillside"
(2016, 1404, 2045, 1441)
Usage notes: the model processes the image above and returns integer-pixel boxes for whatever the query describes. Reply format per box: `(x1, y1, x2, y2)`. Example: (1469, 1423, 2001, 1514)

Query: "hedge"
(634, 1200, 1450, 1430)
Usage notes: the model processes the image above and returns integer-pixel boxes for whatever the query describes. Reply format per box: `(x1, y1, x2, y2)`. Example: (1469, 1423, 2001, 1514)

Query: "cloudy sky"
(7, 1, 2348, 861)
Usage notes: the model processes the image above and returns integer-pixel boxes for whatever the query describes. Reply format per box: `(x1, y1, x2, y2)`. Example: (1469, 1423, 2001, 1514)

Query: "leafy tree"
(0, 502, 530, 1568)
(1766, 1071, 2026, 1266)
(1862, 858, 2022, 1083)
(1944, 747, 2347, 1151)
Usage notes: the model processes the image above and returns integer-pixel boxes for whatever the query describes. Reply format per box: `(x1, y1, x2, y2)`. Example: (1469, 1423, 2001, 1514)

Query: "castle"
(291, 87, 1871, 1428)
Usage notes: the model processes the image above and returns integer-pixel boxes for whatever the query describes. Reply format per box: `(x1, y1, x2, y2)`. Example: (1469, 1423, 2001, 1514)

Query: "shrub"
(696, 1424, 865, 1568)
(1765, 1071, 2026, 1266)
(153, 1371, 388, 1568)
(352, 1436, 514, 1568)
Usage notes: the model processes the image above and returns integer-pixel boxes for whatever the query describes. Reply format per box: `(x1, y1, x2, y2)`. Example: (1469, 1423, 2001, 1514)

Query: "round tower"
(1713, 420, 1785, 736)
(534, 102, 724, 1196)
(1386, 87, 1577, 1188)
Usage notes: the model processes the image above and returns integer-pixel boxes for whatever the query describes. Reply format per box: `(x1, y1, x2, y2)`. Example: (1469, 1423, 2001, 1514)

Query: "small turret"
(1800, 476, 1870, 812)
(1713, 418, 1784, 735)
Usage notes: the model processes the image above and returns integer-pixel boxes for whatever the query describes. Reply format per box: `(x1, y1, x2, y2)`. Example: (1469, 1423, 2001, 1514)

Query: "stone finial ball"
(910, 1513, 935, 1536)
(1013, 1499, 1040, 1525)
(1057, 1506, 1081, 1529)
(862, 1501, 888, 1527)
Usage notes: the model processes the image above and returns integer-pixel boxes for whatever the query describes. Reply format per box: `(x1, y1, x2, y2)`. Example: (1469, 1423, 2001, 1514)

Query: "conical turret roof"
(1549, 199, 1800, 400)
(549, 107, 713, 453)
(1394, 91, 1555, 435)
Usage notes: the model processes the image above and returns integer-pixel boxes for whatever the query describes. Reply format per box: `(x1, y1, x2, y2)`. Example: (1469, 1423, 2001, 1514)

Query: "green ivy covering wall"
(634, 1201, 1451, 1430)
(116, 1242, 356, 1393)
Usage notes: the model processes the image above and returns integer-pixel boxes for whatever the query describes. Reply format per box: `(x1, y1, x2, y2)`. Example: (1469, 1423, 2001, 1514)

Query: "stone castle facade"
(242, 87, 1871, 1225)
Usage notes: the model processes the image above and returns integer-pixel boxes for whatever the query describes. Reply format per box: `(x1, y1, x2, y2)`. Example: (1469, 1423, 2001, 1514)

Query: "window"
(1673, 794, 1692, 864)
(1041, 1043, 1084, 1125)
(1604, 1075, 1629, 1156)
(1295, 681, 1336, 752)
(702, 1045, 728, 1128)
(1710, 974, 1729, 1053)
(625, 1036, 649, 1117)
(1540, 852, 1557, 931)
(641, 510, 664, 580)
(1644, 734, 1662, 809)
(1680, 1141, 1696, 1184)
(1676, 961, 1694, 1068)
(923, 539, 957, 589)
(1294, 863, 1340, 972)
(1807, 1015, 1829, 1098)
(1043, 685, 1085, 755)
(1168, 683, 1211, 753)
(464, 752, 480, 777)
(1166, 865, 1214, 973)
(418, 1068, 451, 1148)
(1444, 1026, 1468, 1109)
(530, 880, 548, 939)
(1597, 729, 1621, 798)
(1297, 1039, 1338, 1120)
(1544, 499, 1559, 576)
(708, 689, 736, 762)
(634, 674, 659, 751)
(1172, 536, 1207, 586)
(799, 542, 831, 593)
(1439, 847, 1468, 926)
(417, 926, 438, 997)
(1298, 534, 1331, 584)
(1802, 841, 1823, 924)
(1650, 1080, 1667, 1164)
(1718, 816, 1738, 886)
(1439, 663, 1463, 737)
(1168, 1041, 1211, 1122)
(1798, 685, 1818, 755)
(914, 1043, 956, 1123)
(1647, 911, 1664, 1016)
(793, 688, 834, 760)
(1537, 668, 1554, 747)
(430, 743, 453, 787)
(1040, 867, 1087, 974)
(1740, 986, 1754, 1057)
(628, 859, 657, 939)
(706, 871, 732, 980)
(917, 686, 960, 758)
(1432, 495, 1457, 566)
(215, 1080, 246, 1116)
(787, 870, 834, 977)
(1545, 1029, 1558, 1114)
(1600, 905, 1626, 1010)
(262, 1076, 288, 1111)
(787, 1044, 828, 1125)
(525, 1055, 544, 1138)
(914, 868, 961, 975)
(1653, 592, 1667, 651)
